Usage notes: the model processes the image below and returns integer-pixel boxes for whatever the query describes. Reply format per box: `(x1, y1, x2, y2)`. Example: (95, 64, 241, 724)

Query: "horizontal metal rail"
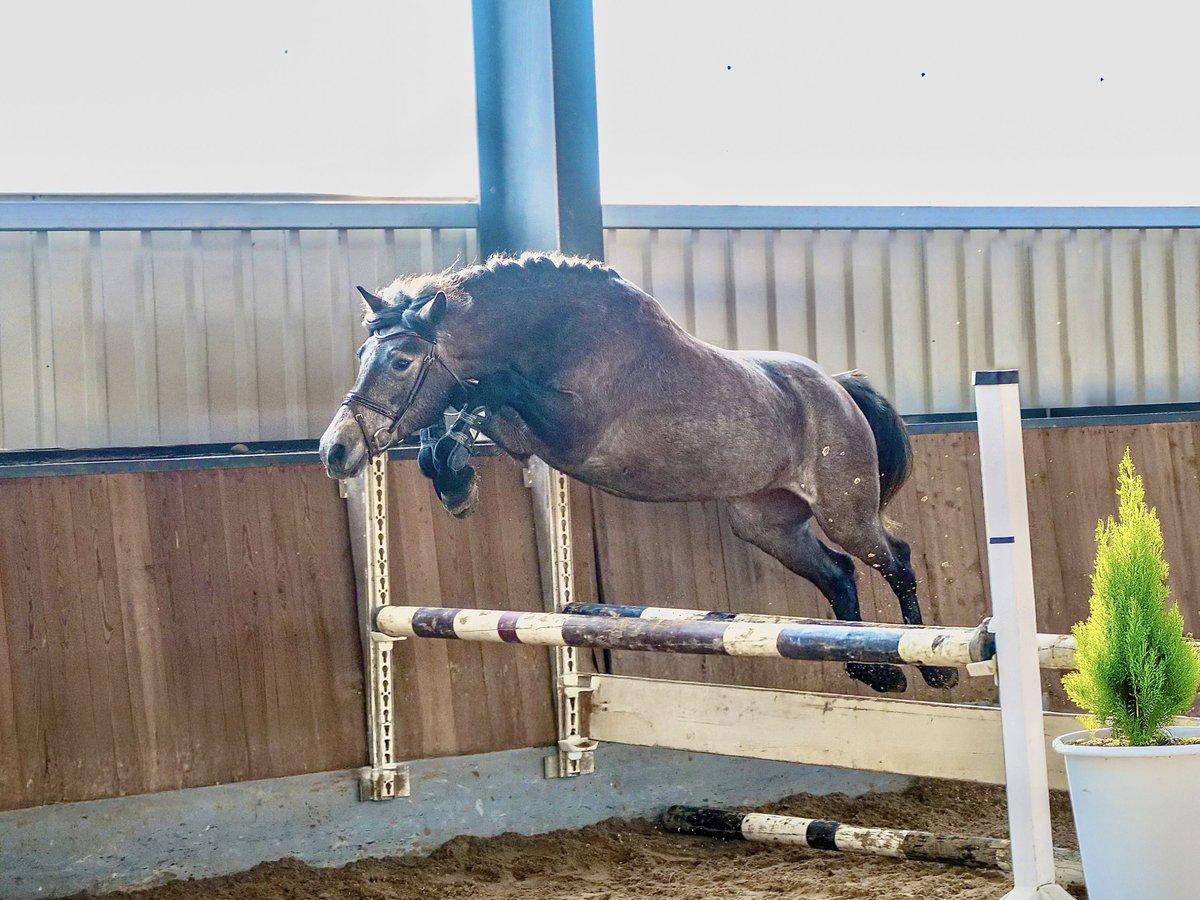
(0, 198, 479, 231)
(601, 204, 1200, 231)
(563, 602, 1076, 670)
(8, 198, 1200, 233)
(374, 605, 993, 667)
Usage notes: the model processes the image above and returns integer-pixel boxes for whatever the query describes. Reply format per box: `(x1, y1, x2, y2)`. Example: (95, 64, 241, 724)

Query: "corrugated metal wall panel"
(0, 228, 476, 450)
(7, 222, 1199, 449)
(605, 227, 1200, 415)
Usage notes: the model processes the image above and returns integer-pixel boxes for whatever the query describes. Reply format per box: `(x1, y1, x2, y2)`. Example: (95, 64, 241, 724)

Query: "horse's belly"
(564, 444, 784, 503)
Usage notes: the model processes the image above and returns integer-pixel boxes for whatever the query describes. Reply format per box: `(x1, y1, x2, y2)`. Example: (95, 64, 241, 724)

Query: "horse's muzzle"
(319, 411, 371, 479)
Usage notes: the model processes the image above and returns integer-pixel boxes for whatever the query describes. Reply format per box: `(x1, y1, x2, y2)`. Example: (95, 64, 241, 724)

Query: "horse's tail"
(835, 371, 912, 508)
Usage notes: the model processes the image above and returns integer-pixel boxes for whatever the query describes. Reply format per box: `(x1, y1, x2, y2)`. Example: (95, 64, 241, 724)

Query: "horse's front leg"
(473, 368, 580, 456)
(417, 421, 480, 520)
(478, 407, 541, 460)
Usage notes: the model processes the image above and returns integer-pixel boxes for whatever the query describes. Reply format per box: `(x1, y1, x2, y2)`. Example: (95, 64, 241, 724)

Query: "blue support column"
(549, 0, 604, 260)
(472, 0, 604, 260)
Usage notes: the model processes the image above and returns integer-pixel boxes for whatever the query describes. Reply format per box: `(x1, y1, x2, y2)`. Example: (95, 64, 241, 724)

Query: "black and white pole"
(974, 371, 1072, 900)
(662, 806, 1084, 889)
(373, 606, 994, 668)
(562, 602, 1078, 670)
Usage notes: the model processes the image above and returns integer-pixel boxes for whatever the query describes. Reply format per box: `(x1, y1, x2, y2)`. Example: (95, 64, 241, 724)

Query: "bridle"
(340, 326, 471, 457)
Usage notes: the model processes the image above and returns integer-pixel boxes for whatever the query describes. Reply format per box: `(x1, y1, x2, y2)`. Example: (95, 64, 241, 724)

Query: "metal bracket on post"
(529, 458, 597, 778)
(974, 371, 1072, 900)
(347, 454, 410, 801)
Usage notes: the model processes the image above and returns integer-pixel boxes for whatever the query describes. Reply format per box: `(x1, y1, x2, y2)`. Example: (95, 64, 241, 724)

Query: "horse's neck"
(449, 282, 656, 381)
(445, 279, 691, 454)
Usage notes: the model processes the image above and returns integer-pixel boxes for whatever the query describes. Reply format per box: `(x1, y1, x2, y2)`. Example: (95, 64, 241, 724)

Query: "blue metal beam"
(472, 0, 560, 256)
(550, 0, 604, 260)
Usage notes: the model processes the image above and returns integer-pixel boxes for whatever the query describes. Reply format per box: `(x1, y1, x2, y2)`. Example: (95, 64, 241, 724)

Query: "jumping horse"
(319, 252, 957, 693)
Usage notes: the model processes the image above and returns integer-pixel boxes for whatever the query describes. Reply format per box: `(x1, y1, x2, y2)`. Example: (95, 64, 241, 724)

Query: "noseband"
(340, 328, 468, 457)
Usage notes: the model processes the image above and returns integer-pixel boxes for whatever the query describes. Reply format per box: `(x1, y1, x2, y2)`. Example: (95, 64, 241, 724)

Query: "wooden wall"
(3, 422, 1199, 812)
(385, 457, 566, 760)
(0, 465, 364, 812)
(0, 456, 566, 812)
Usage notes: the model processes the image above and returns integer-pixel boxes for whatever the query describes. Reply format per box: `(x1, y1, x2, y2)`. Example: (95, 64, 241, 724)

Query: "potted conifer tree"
(1052, 450, 1200, 900)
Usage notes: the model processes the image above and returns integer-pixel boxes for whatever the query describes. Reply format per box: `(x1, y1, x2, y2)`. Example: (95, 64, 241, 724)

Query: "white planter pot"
(1053, 725, 1200, 900)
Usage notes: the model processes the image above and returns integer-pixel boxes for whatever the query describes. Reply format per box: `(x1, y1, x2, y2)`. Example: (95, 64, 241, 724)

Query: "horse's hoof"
(919, 664, 959, 690)
(437, 467, 479, 519)
(447, 487, 479, 519)
(846, 662, 908, 693)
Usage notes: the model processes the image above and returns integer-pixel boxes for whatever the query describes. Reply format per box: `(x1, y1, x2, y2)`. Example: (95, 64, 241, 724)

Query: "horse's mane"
(366, 251, 621, 327)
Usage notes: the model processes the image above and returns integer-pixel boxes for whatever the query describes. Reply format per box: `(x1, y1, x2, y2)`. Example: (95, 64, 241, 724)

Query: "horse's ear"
(413, 291, 447, 332)
(356, 285, 385, 314)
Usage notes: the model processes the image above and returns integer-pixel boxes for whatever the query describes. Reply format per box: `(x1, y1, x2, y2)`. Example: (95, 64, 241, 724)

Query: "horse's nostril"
(326, 442, 347, 470)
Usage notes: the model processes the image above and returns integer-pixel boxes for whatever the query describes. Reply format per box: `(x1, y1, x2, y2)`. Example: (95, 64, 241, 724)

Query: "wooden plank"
(105, 473, 176, 795)
(0, 478, 52, 808)
(589, 674, 1079, 790)
(64, 474, 122, 800)
(285, 466, 366, 769)
(184, 470, 249, 784)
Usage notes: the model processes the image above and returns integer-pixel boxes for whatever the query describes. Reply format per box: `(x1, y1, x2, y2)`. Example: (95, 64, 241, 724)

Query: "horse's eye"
(391, 356, 412, 373)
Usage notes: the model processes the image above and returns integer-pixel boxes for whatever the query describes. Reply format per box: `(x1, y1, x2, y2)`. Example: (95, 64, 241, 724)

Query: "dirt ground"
(89, 779, 1085, 900)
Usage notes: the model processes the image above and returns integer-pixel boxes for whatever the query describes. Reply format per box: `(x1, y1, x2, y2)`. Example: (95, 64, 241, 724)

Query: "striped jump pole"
(562, 602, 1078, 670)
(662, 806, 1084, 890)
(374, 606, 994, 667)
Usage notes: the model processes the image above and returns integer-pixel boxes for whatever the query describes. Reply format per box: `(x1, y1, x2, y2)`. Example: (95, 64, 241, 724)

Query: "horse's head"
(320, 287, 461, 479)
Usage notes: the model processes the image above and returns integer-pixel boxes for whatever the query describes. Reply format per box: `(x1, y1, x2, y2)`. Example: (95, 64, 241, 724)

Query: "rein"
(340, 328, 471, 457)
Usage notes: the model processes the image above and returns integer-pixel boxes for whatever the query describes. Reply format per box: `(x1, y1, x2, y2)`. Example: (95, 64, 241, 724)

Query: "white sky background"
(3, 1, 1200, 204)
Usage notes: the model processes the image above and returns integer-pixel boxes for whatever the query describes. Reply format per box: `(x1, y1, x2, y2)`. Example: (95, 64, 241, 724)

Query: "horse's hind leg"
(725, 491, 908, 694)
(815, 499, 959, 690)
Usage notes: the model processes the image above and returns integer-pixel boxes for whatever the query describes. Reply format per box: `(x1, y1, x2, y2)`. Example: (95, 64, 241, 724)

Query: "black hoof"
(919, 664, 959, 690)
(846, 662, 908, 693)
(435, 466, 479, 519)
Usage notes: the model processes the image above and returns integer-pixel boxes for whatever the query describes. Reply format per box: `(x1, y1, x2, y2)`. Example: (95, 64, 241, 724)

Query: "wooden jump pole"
(373, 605, 994, 668)
(662, 805, 1084, 890)
(561, 602, 1079, 670)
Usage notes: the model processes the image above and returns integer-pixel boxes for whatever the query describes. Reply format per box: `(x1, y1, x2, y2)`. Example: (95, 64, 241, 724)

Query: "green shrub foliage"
(1063, 450, 1200, 745)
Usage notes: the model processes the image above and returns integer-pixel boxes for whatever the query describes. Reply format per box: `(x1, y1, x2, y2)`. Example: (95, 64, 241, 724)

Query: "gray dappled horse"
(319, 252, 957, 694)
